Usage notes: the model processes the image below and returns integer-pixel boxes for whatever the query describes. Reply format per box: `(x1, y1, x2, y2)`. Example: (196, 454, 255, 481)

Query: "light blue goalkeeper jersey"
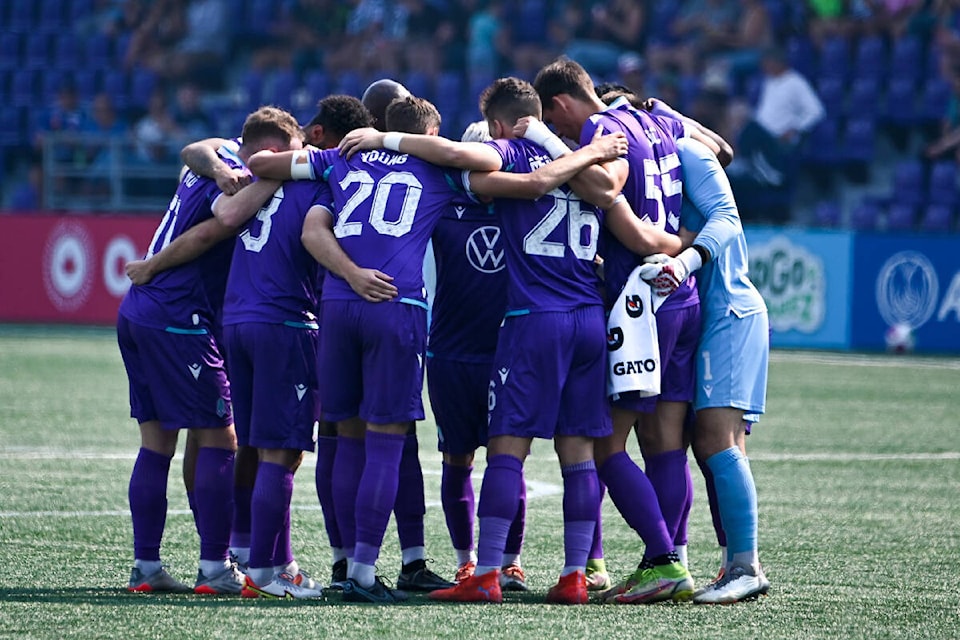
(677, 137, 766, 319)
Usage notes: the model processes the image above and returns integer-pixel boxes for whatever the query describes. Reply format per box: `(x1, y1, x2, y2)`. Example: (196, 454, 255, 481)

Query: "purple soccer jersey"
(482, 138, 605, 313)
(428, 201, 506, 360)
(119, 167, 235, 332)
(580, 102, 697, 312)
(221, 180, 332, 327)
(306, 147, 463, 306)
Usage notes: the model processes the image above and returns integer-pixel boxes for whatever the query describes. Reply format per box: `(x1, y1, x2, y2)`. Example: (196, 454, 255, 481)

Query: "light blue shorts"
(694, 311, 769, 416)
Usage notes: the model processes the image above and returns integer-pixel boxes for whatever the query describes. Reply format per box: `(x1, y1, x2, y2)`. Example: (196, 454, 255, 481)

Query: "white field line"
(1, 448, 956, 518)
(770, 350, 960, 370)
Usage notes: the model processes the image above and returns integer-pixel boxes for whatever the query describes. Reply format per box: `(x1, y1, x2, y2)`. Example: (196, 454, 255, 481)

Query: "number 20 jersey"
(305, 147, 465, 306)
(480, 138, 604, 314)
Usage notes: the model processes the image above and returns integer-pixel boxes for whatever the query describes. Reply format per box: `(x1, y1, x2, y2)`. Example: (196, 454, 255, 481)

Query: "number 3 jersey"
(474, 138, 604, 314)
(303, 147, 467, 307)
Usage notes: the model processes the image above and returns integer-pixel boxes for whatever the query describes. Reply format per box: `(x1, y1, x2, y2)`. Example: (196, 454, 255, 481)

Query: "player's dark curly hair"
(595, 82, 644, 108)
(306, 94, 374, 139)
(384, 96, 442, 134)
(478, 77, 541, 125)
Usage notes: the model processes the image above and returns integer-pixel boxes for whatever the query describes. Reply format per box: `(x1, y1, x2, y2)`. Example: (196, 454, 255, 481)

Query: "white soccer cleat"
(241, 572, 324, 599)
(693, 564, 769, 604)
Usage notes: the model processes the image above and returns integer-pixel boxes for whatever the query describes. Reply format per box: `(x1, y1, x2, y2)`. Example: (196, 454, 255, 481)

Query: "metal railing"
(39, 132, 190, 212)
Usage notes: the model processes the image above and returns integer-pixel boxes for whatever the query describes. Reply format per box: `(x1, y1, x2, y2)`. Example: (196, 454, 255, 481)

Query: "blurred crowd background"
(2, 0, 960, 230)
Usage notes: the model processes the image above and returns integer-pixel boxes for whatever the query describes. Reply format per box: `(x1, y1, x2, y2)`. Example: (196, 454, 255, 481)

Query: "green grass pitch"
(1, 327, 958, 639)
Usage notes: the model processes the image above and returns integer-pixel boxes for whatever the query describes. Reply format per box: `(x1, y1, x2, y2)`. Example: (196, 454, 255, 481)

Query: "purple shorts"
(427, 356, 492, 455)
(223, 322, 319, 451)
(488, 306, 612, 441)
(117, 314, 232, 430)
(319, 300, 427, 425)
(613, 303, 700, 413)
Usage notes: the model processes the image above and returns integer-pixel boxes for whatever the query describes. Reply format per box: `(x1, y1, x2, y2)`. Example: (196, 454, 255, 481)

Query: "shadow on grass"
(0, 588, 554, 607)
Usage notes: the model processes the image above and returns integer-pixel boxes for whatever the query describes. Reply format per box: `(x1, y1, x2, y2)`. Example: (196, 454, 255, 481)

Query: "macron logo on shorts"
(188, 363, 201, 380)
(703, 384, 713, 398)
(295, 384, 307, 401)
(498, 368, 509, 384)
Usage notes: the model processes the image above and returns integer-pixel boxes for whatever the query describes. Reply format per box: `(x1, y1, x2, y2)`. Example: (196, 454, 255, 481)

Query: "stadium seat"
(816, 76, 845, 118)
(7, 0, 34, 32)
(402, 71, 432, 104)
(882, 75, 918, 128)
(817, 35, 850, 81)
(786, 35, 816, 80)
(647, 4, 682, 46)
(128, 67, 157, 111)
(264, 69, 297, 111)
(919, 78, 952, 126)
(238, 69, 264, 110)
(334, 71, 363, 99)
(919, 203, 954, 232)
(10, 69, 36, 107)
(813, 200, 842, 227)
(72, 68, 99, 102)
(515, 0, 549, 45)
(102, 69, 129, 111)
(885, 203, 916, 231)
(889, 34, 923, 81)
(841, 116, 876, 168)
(302, 70, 329, 104)
(71, 0, 93, 23)
(846, 77, 881, 118)
(0, 33, 20, 72)
(927, 160, 957, 205)
(678, 75, 701, 113)
(850, 200, 882, 230)
(23, 33, 50, 71)
(852, 34, 886, 83)
(435, 71, 465, 121)
(85, 33, 113, 69)
(40, 68, 66, 102)
(891, 159, 927, 207)
(53, 34, 81, 72)
(0, 105, 24, 147)
(802, 117, 843, 168)
(39, 0, 67, 34)
(114, 32, 132, 68)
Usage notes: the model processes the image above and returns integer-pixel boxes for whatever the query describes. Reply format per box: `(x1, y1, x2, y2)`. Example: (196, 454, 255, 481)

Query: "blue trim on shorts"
(164, 326, 208, 335)
(283, 320, 320, 330)
(398, 297, 429, 310)
(426, 350, 434, 358)
(504, 309, 530, 318)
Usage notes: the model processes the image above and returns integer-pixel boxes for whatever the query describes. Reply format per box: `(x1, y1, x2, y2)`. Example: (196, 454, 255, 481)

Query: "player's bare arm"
(604, 198, 683, 257)
(247, 149, 299, 180)
(181, 138, 252, 194)
(125, 217, 235, 285)
(301, 206, 398, 303)
(514, 116, 625, 208)
(338, 127, 503, 170)
(212, 178, 283, 229)
(467, 127, 628, 200)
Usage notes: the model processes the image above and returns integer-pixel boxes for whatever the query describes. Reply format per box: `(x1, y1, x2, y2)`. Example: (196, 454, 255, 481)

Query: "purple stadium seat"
(813, 200, 842, 227)
(850, 201, 882, 230)
(920, 204, 953, 232)
(885, 203, 916, 231)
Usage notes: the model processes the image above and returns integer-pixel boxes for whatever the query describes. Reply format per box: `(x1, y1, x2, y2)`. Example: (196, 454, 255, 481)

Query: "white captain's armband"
(383, 132, 404, 152)
(290, 150, 315, 180)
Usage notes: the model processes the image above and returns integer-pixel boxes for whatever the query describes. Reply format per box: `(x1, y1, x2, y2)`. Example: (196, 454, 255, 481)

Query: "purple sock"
(697, 455, 727, 547)
(186, 490, 200, 536)
(249, 462, 293, 571)
(562, 461, 599, 569)
(643, 449, 691, 544)
(315, 436, 341, 549)
(677, 456, 693, 546)
(588, 481, 606, 560)
(599, 451, 673, 558)
(353, 431, 405, 567)
(394, 433, 426, 551)
(504, 472, 526, 556)
(195, 447, 235, 562)
(332, 436, 365, 556)
(476, 454, 523, 569)
(129, 448, 171, 561)
(441, 462, 475, 552)
(230, 486, 253, 549)
(273, 506, 293, 567)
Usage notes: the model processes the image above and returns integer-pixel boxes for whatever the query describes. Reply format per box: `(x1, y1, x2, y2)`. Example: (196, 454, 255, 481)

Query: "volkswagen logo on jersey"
(876, 250, 939, 329)
(607, 326, 624, 351)
(625, 294, 644, 318)
(465, 226, 505, 274)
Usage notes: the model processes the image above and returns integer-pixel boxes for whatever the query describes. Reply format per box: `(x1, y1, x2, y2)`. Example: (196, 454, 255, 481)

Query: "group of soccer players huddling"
(118, 56, 771, 606)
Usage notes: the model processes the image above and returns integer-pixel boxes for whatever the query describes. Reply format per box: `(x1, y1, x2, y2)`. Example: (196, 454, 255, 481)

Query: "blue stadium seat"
(0, 105, 24, 147)
(10, 69, 36, 107)
(515, 0, 548, 45)
(264, 69, 297, 110)
(919, 77, 952, 125)
(102, 69, 129, 111)
(85, 33, 113, 69)
(920, 203, 954, 232)
(891, 159, 927, 207)
(813, 200, 842, 227)
(114, 32, 132, 68)
(803, 117, 843, 168)
(852, 34, 886, 83)
(885, 203, 916, 231)
(302, 70, 329, 104)
(786, 35, 816, 80)
(39, 0, 67, 34)
(678, 74, 701, 113)
(72, 0, 93, 23)
(238, 69, 264, 110)
(841, 116, 876, 165)
(647, 4, 681, 46)
(72, 68, 99, 102)
(817, 35, 850, 81)
(54, 34, 81, 72)
(402, 71, 432, 103)
(24, 33, 50, 70)
(850, 200, 882, 230)
(816, 75, 845, 118)
(334, 71, 363, 99)
(128, 67, 157, 110)
(927, 160, 957, 205)
(846, 77, 880, 118)
(882, 75, 918, 127)
(889, 34, 924, 81)
(0, 33, 20, 72)
(435, 71, 465, 119)
(7, 0, 34, 33)
(40, 68, 66, 102)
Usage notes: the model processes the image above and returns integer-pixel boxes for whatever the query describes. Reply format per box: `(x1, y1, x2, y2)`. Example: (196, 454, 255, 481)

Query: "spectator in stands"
(34, 81, 88, 162)
(467, 1, 510, 82)
(326, 0, 407, 75)
(249, 0, 350, 75)
(171, 83, 215, 140)
(647, 0, 742, 78)
(133, 89, 183, 164)
(79, 93, 128, 195)
(728, 46, 825, 223)
(560, 0, 646, 78)
(703, 0, 775, 90)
